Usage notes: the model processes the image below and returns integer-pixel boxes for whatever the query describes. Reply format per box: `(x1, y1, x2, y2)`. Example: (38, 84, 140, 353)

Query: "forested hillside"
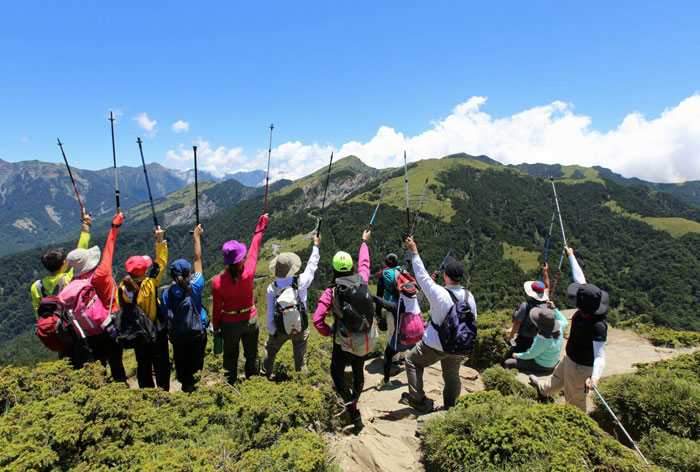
(3, 155, 700, 364)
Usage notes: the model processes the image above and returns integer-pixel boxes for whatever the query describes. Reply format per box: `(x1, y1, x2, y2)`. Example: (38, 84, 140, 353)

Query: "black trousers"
(58, 337, 93, 369)
(330, 343, 366, 407)
(383, 344, 399, 382)
(221, 317, 260, 383)
(172, 333, 206, 392)
(88, 332, 126, 382)
(134, 329, 171, 390)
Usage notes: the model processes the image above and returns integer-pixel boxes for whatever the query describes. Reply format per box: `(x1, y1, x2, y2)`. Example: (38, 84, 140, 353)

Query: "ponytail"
(174, 274, 192, 295)
(122, 275, 140, 295)
(228, 264, 241, 284)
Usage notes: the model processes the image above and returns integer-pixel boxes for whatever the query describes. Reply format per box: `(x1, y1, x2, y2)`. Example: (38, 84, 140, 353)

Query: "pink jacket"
(313, 242, 370, 337)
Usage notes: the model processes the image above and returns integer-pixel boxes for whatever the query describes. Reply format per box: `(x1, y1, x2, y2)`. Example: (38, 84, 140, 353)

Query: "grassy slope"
(604, 200, 700, 237)
(502, 242, 541, 273)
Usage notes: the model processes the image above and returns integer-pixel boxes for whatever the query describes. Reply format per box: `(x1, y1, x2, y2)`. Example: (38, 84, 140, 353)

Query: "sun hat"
(567, 283, 609, 316)
(524, 280, 549, 302)
(170, 259, 192, 278)
(125, 255, 153, 277)
(269, 252, 302, 279)
(529, 307, 560, 338)
(66, 246, 101, 276)
(332, 251, 353, 272)
(444, 257, 464, 282)
(222, 240, 247, 265)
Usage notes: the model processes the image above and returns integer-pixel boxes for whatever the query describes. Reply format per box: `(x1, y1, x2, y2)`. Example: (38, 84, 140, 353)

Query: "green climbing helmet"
(332, 251, 353, 272)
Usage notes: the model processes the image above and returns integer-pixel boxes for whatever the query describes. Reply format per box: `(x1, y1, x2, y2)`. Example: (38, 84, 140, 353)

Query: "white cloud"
(166, 94, 700, 183)
(133, 112, 158, 137)
(166, 139, 251, 177)
(20, 136, 29, 143)
(171, 120, 190, 133)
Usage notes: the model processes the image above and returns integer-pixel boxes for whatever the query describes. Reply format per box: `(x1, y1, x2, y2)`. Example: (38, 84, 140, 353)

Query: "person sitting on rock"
(505, 266, 550, 360)
(530, 246, 609, 413)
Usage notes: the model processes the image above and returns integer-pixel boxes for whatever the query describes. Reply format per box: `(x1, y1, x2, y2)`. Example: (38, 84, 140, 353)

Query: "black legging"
(88, 332, 126, 382)
(330, 343, 366, 406)
(134, 329, 171, 390)
(383, 344, 399, 382)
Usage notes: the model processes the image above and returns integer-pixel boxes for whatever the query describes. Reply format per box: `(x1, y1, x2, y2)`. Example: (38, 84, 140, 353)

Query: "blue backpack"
(430, 289, 477, 355)
(165, 286, 205, 345)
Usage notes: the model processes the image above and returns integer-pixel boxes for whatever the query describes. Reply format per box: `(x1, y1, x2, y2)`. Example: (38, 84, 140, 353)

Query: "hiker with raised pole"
(372, 269, 424, 388)
(401, 236, 477, 412)
(114, 226, 169, 389)
(160, 224, 206, 392)
(530, 246, 610, 413)
(260, 233, 321, 378)
(212, 213, 269, 383)
(31, 209, 93, 368)
(62, 212, 126, 383)
(313, 229, 376, 434)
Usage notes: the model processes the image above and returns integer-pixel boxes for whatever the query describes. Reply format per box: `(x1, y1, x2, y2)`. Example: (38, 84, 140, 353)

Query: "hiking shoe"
(389, 364, 403, 377)
(377, 379, 392, 389)
(528, 374, 540, 391)
(400, 392, 434, 413)
(349, 409, 364, 434)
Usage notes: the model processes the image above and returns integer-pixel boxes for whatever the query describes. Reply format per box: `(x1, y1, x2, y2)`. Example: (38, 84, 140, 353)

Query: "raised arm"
(357, 230, 371, 283)
(542, 262, 550, 291)
(243, 214, 268, 278)
(298, 235, 321, 290)
(193, 224, 203, 274)
(406, 236, 440, 307)
(153, 227, 168, 286)
(566, 247, 586, 284)
(93, 213, 124, 311)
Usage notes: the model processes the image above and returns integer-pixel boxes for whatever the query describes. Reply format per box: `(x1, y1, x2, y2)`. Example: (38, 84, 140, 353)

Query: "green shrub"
(422, 391, 651, 471)
(634, 351, 700, 383)
(480, 365, 537, 399)
(591, 369, 700, 441)
(464, 309, 511, 370)
(640, 428, 700, 472)
(617, 315, 700, 348)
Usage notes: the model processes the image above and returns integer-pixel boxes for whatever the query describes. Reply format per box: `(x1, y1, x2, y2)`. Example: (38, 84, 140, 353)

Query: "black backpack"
(332, 274, 374, 332)
(112, 289, 158, 349)
(430, 289, 478, 355)
(166, 285, 205, 345)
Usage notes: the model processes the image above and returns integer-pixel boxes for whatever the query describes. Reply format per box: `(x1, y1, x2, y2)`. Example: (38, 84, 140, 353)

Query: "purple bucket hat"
(222, 240, 247, 265)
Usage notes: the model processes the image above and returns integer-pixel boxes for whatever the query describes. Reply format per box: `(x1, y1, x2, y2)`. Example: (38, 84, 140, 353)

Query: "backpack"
(112, 289, 158, 349)
(396, 297, 425, 348)
(34, 278, 76, 351)
(273, 276, 308, 335)
(430, 289, 477, 355)
(377, 267, 400, 301)
(58, 278, 113, 336)
(336, 318, 379, 356)
(165, 285, 205, 345)
(332, 274, 374, 332)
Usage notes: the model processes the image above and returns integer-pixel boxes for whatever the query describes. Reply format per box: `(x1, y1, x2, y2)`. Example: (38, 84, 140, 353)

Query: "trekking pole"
(57, 138, 86, 215)
(109, 111, 120, 213)
(316, 151, 334, 236)
(404, 151, 411, 235)
(549, 249, 566, 300)
(263, 123, 274, 214)
(590, 382, 649, 464)
(189, 145, 201, 236)
(543, 211, 555, 265)
(136, 137, 159, 228)
(438, 248, 453, 271)
(410, 177, 429, 235)
(367, 180, 387, 230)
(550, 178, 568, 247)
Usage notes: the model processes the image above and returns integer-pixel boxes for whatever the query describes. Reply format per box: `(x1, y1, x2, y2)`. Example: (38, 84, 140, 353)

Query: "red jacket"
(212, 215, 267, 330)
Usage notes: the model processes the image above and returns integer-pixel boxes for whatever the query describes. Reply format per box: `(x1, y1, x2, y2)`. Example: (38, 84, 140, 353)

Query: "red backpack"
(34, 278, 76, 351)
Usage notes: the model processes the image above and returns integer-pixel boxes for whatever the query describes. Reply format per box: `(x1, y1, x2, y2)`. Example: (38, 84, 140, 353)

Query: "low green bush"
(617, 315, 700, 348)
(480, 365, 537, 399)
(422, 390, 652, 471)
(466, 309, 510, 370)
(639, 428, 700, 472)
(634, 350, 700, 383)
(591, 369, 700, 441)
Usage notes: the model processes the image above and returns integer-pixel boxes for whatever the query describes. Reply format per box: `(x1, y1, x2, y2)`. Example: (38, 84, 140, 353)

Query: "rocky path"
(329, 310, 699, 472)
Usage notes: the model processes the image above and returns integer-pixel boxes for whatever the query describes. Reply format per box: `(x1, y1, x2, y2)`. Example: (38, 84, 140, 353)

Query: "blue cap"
(170, 259, 191, 278)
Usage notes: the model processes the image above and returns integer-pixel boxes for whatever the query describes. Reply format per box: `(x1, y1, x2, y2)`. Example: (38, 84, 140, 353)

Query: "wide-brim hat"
(66, 246, 101, 276)
(269, 252, 302, 279)
(530, 307, 560, 338)
(524, 280, 549, 302)
(567, 283, 609, 316)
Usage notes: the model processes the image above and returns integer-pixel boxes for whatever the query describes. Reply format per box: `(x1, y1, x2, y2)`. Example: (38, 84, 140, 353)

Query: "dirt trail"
(329, 309, 699, 472)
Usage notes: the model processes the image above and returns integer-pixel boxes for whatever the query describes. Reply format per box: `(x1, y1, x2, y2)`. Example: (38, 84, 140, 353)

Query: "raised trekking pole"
(541, 211, 555, 278)
(57, 138, 86, 215)
(109, 111, 120, 213)
(404, 151, 411, 235)
(136, 137, 159, 228)
(367, 180, 387, 230)
(263, 123, 274, 214)
(550, 178, 568, 247)
(193, 145, 200, 226)
(549, 249, 566, 300)
(410, 177, 429, 234)
(590, 382, 649, 464)
(432, 248, 453, 280)
(316, 151, 334, 236)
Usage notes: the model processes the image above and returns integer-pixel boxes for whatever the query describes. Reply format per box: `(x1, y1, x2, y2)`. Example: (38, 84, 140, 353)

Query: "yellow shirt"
(119, 241, 168, 325)
(31, 231, 91, 319)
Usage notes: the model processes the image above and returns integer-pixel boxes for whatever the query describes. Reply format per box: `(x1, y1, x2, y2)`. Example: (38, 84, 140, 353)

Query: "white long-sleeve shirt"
(266, 245, 320, 335)
(568, 253, 606, 380)
(411, 252, 477, 352)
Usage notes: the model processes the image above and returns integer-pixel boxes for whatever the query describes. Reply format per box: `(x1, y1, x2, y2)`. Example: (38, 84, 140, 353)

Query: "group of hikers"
(32, 205, 609, 433)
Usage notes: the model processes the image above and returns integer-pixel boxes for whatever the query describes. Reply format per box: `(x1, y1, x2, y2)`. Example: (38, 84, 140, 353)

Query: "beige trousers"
(537, 354, 592, 412)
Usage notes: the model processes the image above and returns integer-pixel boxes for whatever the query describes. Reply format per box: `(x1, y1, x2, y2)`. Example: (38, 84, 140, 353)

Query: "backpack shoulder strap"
(34, 280, 47, 298)
(446, 288, 459, 305)
(292, 275, 299, 291)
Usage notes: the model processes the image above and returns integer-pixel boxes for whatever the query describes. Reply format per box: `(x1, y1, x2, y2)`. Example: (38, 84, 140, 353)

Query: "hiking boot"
(528, 374, 540, 391)
(349, 409, 364, 434)
(377, 378, 392, 389)
(400, 392, 434, 413)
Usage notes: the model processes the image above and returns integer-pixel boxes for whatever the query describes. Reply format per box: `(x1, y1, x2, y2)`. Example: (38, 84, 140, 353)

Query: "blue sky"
(1, 1, 699, 182)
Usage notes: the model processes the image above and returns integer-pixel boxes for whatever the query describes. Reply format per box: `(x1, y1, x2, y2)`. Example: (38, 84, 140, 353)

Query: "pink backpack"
(58, 278, 113, 336)
(398, 310, 425, 346)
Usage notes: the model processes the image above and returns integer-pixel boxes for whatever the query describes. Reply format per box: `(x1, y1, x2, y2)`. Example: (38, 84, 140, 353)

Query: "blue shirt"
(160, 272, 207, 328)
